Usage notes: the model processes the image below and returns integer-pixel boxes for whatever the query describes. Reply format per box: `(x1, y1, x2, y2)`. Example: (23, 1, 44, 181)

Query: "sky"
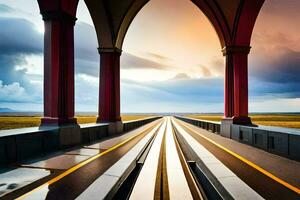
(0, 0, 299, 113)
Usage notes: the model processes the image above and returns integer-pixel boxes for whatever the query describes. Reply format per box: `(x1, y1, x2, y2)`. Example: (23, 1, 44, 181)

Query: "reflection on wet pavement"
(0, 168, 50, 197)
(21, 154, 89, 170)
(86, 131, 140, 150)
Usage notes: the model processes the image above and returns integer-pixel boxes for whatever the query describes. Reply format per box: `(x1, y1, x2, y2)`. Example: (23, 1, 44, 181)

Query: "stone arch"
(85, 0, 264, 51)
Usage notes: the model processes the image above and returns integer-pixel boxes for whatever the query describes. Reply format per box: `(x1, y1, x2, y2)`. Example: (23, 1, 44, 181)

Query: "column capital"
(222, 45, 251, 56)
(41, 10, 77, 25)
(98, 47, 122, 55)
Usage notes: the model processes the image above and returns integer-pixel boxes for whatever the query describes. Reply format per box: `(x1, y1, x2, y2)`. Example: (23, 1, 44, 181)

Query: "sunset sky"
(0, 0, 299, 113)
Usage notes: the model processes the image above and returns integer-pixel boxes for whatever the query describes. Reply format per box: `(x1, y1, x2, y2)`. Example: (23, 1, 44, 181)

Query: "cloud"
(75, 22, 98, 62)
(74, 22, 173, 76)
(250, 47, 300, 86)
(120, 77, 224, 112)
(0, 81, 26, 101)
(0, 17, 43, 87)
(147, 52, 170, 61)
(248, 46, 300, 100)
(75, 74, 99, 107)
(260, 0, 300, 17)
(143, 78, 224, 103)
(0, 17, 43, 105)
(121, 53, 171, 70)
(252, 31, 300, 52)
(171, 73, 191, 80)
(210, 58, 224, 76)
(0, 80, 41, 103)
(0, 18, 43, 55)
(200, 65, 212, 77)
(0, 4, 14, 13)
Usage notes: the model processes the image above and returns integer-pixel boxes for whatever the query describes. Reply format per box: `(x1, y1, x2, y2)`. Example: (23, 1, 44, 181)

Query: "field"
(186, 114, 300, 129)
(1, 114, 300, 131)
(0, 115, 153, 131)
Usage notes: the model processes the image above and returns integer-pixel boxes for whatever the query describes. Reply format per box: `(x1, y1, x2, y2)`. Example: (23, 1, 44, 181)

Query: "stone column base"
(221, 118, 233, 138)
(40, 124, 81, 148)
(108, 121, 124, 136)
(232, 116, 252, 125)
(59, 124, 81, 147)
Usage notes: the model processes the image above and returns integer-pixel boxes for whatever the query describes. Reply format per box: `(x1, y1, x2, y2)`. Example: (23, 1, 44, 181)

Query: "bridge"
(1, 117, 299, 199)
(1, 0, 300, 199)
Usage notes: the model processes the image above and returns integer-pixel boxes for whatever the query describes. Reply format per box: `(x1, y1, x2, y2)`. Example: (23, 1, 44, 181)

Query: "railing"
(123, 116, 161, 132)
(175, 116, 300, 162)
(175, 115, 221, 134)
(0, 116, 161, 165)
(231, 124, 300, 161)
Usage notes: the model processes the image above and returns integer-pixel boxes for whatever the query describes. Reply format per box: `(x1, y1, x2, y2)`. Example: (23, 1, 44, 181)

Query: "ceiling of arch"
(214, 0, 241, 32)
(84, 0, 263, 49)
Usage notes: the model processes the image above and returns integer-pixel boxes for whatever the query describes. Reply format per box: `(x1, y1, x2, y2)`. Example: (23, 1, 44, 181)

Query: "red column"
(41, 11, 77, 126)
(97, 48, 122, 123)
(222, 49, 234, 118)
(224, 46, 252, 124)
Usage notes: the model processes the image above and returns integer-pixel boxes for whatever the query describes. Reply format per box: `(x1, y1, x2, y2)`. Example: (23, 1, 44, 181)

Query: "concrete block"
(208, 123, 214, 132)
(43, 130, 60, 153)
(221, 118, 233, 138)
(198, 121, 203, 128)
(215, 124, 221, 134)
(16, 132, 43, 160)
(252, 129, 268, 150)
(81, 128, 90, 143)
(268, 131, 288, 156)
(240, 126, 253, 145)
(59, 125, 81, 147)
(0, 138, 6, 164)
(98, 126, 108, 139)
(203, 122, 208, 130)
(89, 127, 98, 142)
(193, 120, 198, 126)
(5, 137, 17, 163)
(289, 134, 300, 161)
(231, 125, 240, 141)
(108, 121, 123, 136)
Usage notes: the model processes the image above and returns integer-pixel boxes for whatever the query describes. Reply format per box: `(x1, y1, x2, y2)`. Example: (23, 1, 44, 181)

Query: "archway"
(33, 0, 265, 128)
(84, 0, 264, 126)
(120, 0, 223, 114)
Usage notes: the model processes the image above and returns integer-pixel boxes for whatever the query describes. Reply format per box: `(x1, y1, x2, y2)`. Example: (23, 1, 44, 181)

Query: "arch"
(115, 0, 149, 49)
(84, 0, 264, 51)
(233, 0, 265, 46)
(115, 0, 230, 49)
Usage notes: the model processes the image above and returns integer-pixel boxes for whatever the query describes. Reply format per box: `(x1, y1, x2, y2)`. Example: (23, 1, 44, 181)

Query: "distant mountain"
(0, 108, 16, 112)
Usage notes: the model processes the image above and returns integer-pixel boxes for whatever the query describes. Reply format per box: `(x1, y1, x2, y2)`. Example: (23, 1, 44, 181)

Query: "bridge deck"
(0, 117, 299, 200)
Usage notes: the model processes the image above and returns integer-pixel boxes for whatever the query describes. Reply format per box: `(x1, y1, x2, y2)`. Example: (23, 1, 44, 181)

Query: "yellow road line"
(177, 119, 300, 195)
(16, 122, 160, 200)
